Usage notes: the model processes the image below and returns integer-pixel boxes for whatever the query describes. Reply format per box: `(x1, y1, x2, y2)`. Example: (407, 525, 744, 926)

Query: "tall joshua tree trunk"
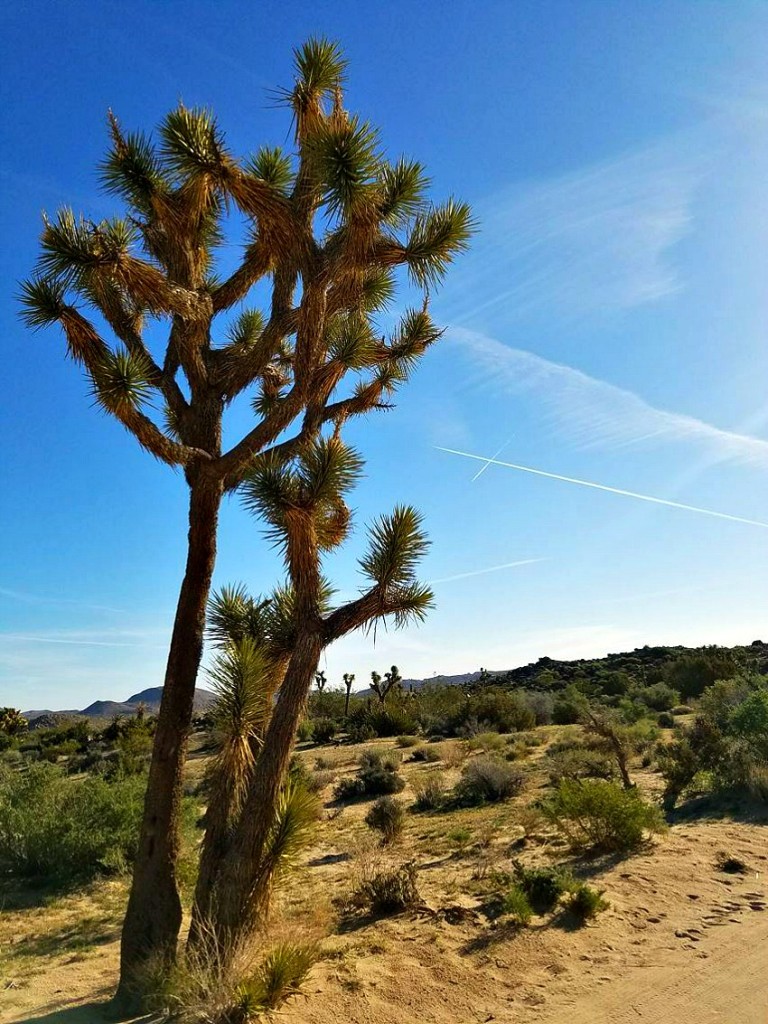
(207, 629, 324, 953)
(117, 474, 222, 1001)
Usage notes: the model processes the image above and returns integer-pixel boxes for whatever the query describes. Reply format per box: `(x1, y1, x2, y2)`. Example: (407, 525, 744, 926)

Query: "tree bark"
(204, 629, 324, 957)
(116, 474, 222, 1007)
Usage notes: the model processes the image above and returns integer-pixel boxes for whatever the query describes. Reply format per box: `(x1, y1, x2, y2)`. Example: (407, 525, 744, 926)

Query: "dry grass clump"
(144, 931, 319, 1023)
(365, 796, 405, 844)
(411, 771, 447, 811)
(350, 862, 420, 916)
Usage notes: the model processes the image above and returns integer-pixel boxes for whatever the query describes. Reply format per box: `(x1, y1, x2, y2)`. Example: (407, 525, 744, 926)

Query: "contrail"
(471, 437, 514, 481)
(436, 447, 768, 530)
(429, 557, 546, 585)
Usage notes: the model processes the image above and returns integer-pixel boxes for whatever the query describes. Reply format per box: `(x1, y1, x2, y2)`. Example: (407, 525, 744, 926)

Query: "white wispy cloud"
(450, 327, 768, 469)
(0, 585, 127, 616)
(445, 133, 705, 324)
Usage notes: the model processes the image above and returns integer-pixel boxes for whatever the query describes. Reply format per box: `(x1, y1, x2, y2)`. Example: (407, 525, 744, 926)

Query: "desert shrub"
(308, 769, 335, 794)
(446, 826, 473, 850)
(525, 692, 554, 726)
(360, 748, 401, 771)
(347, 704, 418, 741)
(466, 731, 506, 753)
(296, 718, 314, 743)
(513, 862, 572, 913)
(565, 883, 609, 923)
(453, 756, 524, 806)
(0, 762, 146, 881)
(657, 712, 675, 729)
(352, 863, 419, 915)
(410, 744, 442, 763)
(396, 734, 420, 748)
(552, 687, 585, 725)
(411, 772, 446, 811)
(658, 681, 768, 808)
(333, 749, 405, 801)
(312, 718, 338, 744)
(365, 796, 405, 844)
(500, 884, 533, 925)
(542, 779, 666, 853)
(546, 745, 616, 784)
(671, 705, 693, 716)
(636, 682, 679, 712)
(245, 942, 319, 1011)
(716, 851, 748, 874)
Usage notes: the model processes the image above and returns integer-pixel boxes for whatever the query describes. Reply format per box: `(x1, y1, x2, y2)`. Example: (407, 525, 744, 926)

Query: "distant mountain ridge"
(24, 686, 215, 723)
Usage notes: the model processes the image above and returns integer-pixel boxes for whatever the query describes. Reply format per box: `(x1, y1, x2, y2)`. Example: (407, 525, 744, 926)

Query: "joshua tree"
(314, 670, 327, 693)
(19, 39, 468, 999)
(370, 665, 401, 703)
(20, 38, 470, 999)
(191, 435, 434, 958)
(342, 672, 356, 715)
(0, 708, 27, 735)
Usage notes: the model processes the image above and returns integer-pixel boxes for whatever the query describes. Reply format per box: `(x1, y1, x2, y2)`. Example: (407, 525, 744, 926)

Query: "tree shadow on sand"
(13, 1000, 159, 1024)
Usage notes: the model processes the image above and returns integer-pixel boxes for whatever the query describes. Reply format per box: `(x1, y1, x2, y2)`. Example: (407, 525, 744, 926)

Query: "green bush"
(410, 744, 442, 763)
(312, 718, 338, 744)
(0, 762, 146, 881)
(365, 796, 405, 844)
(500, 884, 532, 925)
(636, 682, 680, 712)
(565, 883, 609, 923)
(657, 711, 675, 729)
(466, 732, 506, 753)
(542, 779, 666, 853)
(396, 734, 420, 748)
(513, 862, 572, 913)
(333, 749, 405, 801)
(296, 718, 314, 743)
(454, 756, 524, 806)
(411, 772, 446, 811)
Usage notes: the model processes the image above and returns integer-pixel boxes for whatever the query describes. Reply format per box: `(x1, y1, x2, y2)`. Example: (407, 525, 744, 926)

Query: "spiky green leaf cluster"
(246, 147, 294, 193)
(309, 116, 382, 215)
(291, 37, 347, 111)
(159, 105, 226, 178)
(405, 198, 474, 286)
(360, 504, 431, 591)
(207, 637, 273, 745)
(38, 210, 136, 291)
(241, 437, 363, 552)
(18, 276, 67, 329)
(226, 309, 264, 347)
(327, 313, 377, 369)
(101, 126, 169, 213)
(380, 158, 430, 226)
(90, 349, 154, 414)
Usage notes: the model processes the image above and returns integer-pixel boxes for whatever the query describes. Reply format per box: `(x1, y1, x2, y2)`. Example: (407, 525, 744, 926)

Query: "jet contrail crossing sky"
(436, 447, 768, 530)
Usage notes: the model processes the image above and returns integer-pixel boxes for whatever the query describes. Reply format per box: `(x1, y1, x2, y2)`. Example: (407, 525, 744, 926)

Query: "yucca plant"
(192, 432, 435, 957)
(20, 37, 471, 1000)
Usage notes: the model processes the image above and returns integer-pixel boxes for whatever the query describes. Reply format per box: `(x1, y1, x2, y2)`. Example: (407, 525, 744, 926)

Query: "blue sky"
(2, 1, 768, 710)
